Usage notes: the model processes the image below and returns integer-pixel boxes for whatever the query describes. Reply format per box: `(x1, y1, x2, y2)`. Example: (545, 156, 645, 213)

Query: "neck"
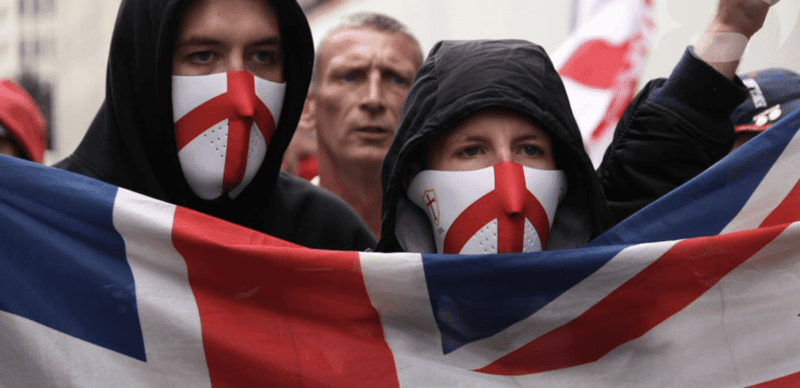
(318, 150, 384, 240)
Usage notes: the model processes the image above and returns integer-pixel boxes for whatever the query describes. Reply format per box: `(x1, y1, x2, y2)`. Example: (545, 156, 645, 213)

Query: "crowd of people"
(2, 0, 796, 255)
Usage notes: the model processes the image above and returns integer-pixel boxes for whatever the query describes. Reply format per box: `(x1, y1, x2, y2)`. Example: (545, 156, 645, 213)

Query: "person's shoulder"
(270, 172, 377, 250)
(273, 172, 348, 209)
(53, 154, 104, 180)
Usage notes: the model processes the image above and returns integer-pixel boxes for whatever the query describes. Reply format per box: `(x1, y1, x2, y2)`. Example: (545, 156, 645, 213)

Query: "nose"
(496, 147, 513, 165)
(227, 71, 256, 120)
(360, 71, 385, 114)
(494, 162, 526, 217)
(219, 53, 248, 74)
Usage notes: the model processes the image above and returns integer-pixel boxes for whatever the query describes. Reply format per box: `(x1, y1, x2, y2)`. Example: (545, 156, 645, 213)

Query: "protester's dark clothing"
(599, 48, 749, 224)
(376, 40, 747, 253)
(378, 40, 614, 253)
(55, 0, 376, 251)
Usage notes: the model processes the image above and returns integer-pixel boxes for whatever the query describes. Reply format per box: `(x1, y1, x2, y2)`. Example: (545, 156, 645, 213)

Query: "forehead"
(178, 0, 280, 38)
(319, 27, 420, 71)
(447, 110, 547, 140)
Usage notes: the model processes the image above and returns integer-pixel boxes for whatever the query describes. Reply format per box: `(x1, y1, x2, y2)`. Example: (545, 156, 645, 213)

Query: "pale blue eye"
(254, 51, 273, 62)
(391, 76, 405, 84)
(523, 146, 540, 156)
(193, 51, 213, 63)
(462, 147, 479, 157)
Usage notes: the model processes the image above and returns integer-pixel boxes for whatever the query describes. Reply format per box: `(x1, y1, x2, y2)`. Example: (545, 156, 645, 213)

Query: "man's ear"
(300, 95, 317, 129)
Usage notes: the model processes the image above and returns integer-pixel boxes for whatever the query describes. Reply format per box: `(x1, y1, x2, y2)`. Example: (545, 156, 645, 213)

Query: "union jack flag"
(1, 109, 799, 386)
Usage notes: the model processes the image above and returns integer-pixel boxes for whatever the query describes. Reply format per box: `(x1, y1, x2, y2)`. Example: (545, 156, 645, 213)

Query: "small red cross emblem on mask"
(422, 189, 440, 225)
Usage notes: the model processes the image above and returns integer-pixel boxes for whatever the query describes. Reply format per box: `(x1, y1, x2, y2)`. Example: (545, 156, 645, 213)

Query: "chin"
(350, 147, 390, 164)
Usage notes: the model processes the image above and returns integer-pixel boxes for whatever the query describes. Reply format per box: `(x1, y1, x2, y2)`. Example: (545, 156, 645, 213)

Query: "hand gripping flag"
(552, 0, 655, 167)
(2, 107, 800, 387)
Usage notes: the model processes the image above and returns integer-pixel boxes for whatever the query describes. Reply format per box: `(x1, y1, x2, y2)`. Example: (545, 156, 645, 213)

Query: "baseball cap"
(732, 68, 800, 134)
(0, 80, 46, 163)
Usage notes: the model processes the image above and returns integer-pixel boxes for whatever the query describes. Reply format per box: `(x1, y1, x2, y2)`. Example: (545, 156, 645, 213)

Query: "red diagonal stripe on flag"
(172, 207, 400, 387)
(476, 224, 786, 375)
(759, 178, 800, 228)
(746, 370, 800, 387)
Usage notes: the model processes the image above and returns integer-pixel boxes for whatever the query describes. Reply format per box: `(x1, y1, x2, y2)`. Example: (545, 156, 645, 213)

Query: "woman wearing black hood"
(377, 0, 772, 254)
(55, 0, 376, 251)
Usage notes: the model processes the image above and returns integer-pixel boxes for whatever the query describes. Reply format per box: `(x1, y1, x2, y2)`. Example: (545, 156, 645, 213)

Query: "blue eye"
(343, 74, 355, 82)
(462, 147, 480, 157)
(192, 51, 213, 63)
(522, 146, 540, 156)
(391, 76, 405, 84)
(253, 51, 274, 63)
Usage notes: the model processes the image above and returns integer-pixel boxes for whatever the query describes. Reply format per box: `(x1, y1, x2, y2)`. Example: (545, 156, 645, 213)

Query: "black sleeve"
(597, 47, 749, 225)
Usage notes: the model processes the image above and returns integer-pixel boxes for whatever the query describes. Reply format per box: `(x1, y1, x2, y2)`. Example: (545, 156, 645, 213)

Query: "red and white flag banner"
(552, 0, 655, 167)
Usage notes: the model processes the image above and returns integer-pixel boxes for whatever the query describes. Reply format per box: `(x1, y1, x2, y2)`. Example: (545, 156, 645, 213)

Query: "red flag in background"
(552, 0, 655, 167)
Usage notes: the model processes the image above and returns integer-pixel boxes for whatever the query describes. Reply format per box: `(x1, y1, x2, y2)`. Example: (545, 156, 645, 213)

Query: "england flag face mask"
(172, 71, 285, 200)
(407, 162, 567, 254)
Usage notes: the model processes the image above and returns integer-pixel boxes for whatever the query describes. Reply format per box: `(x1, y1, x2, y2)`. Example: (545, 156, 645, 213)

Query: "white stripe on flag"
(0, 189, 210, 387)
(520, 222, 800, 387)
(113, 188, 211, 387)
(722, 126, 800, 234)
(458, 240, 677, 369)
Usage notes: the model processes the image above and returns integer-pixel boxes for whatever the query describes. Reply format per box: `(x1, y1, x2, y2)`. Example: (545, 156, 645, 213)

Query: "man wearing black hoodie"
(377, 0, 774, 254)
(55, 0, 376, 251)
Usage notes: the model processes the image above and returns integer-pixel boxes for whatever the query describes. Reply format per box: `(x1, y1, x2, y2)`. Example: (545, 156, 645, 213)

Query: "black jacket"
(377, 40, 747, 253)
(599, 48, 748, 224)
(55, 0, 375, 251)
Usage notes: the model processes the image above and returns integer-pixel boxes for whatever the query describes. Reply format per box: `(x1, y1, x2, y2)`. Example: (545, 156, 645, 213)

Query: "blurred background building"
(0, 0, 798, 164)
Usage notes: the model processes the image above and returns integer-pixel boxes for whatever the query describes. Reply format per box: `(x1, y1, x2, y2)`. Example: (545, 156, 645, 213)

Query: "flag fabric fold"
(2, 108, 800, 386)
(552, 0, 655, 167)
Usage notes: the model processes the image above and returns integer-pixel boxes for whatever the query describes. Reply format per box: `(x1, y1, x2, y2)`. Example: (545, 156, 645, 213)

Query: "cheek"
(388, 89, 409, 110)
(316, 90, 353, 117)
(387, 97, 406, 115)
(515, 154, 557, 170)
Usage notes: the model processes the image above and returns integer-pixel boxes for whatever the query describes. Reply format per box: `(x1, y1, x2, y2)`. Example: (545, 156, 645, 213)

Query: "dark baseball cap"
(732, 68, 800, 134)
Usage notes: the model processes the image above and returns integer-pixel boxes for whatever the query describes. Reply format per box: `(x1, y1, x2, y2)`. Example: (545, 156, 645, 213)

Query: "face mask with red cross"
(407, 162, 567, 254)
(172, 71, 286, 200)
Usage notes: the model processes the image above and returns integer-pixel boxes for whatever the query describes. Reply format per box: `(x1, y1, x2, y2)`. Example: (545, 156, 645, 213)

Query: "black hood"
(57, 0, 314, 223)
(377, 39, 613, 253)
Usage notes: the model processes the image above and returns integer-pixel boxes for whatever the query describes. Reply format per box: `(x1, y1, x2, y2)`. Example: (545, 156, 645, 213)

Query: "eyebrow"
(327, 56, 414, 75)
(451, 131, 547, 145)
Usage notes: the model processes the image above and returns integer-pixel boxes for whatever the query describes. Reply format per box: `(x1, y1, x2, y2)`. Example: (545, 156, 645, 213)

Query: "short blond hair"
(311, 12, 423, 90)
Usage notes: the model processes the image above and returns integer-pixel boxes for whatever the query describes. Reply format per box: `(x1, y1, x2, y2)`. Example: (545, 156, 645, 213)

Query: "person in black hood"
(55, 0, 376, 251)
(379, 40, 612, 254)
(377, 0, 773, 254)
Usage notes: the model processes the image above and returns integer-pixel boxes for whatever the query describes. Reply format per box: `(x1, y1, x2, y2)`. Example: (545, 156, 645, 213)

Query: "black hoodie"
(55, 0, 376, 251)
(377, 40, 747, 253)
(378, 40, 614, 253)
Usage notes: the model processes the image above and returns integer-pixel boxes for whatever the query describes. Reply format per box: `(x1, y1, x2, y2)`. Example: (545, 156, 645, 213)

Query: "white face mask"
(407, 162, 567, 254)
(172, 71, 286, 200)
